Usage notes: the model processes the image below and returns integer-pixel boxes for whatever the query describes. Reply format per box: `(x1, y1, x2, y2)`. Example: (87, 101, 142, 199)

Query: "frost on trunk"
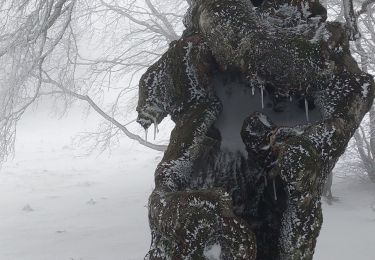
(136, 0, 375, 259)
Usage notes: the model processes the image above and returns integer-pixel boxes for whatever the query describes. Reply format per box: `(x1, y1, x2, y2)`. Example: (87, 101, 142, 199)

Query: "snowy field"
(0, 104, 375, 260)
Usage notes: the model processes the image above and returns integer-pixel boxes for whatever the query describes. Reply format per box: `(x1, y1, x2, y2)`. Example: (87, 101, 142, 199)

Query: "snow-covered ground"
(0, 104, 374, 260)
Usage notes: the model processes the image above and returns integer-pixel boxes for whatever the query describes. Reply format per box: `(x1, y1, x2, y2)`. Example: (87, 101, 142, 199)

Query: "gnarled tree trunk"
(136, 0, 375, 259)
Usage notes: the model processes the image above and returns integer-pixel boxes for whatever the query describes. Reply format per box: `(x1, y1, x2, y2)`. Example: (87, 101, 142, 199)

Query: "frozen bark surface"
(136, 0, 375, 259)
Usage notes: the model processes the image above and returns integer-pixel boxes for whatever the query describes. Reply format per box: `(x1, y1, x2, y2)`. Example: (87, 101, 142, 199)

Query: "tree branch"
(356, 0, 375, 17)
(40, 71, 167, 152)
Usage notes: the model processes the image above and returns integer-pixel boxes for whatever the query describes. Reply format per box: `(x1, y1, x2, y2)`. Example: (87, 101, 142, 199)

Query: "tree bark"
(137, 0, 375, 259)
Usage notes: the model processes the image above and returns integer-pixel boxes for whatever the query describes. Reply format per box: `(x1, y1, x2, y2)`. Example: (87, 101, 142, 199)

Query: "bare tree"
(0, 0, 77, 162)
(340, 0, 375, 182)
(0, 0, 188, 163)
(320, 0, 375, 196)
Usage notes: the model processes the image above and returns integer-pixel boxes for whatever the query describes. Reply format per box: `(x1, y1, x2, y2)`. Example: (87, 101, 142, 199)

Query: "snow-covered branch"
(39, 71, 167, 151)
(356, 0, 375, 17)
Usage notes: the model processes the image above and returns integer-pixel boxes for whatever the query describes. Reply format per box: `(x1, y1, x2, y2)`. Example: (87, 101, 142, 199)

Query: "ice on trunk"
(305, 98, 309, 122)
(153, 120, 159, 140)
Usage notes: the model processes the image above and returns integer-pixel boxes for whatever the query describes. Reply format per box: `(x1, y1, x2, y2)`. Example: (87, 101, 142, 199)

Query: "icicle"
(153, 119, 159, 140)
(264, 175, 268, 187)
(145, 128, 148, 142)
(261, 86, 264, 109)
(252, 86, 255, 96)
(305, 98, 309, 122)
(273, 179, 278, 201)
